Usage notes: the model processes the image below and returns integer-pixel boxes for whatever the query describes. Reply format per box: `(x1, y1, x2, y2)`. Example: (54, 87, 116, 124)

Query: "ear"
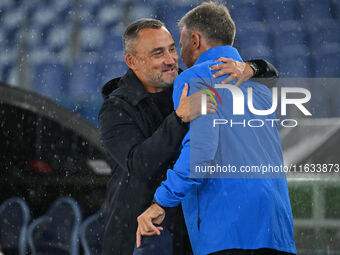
(191, 31, 201, 50)
(125, 53, 137, 71)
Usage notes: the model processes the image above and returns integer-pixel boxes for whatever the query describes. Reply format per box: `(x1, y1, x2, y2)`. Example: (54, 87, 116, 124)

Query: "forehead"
(134, 27, 174, 53)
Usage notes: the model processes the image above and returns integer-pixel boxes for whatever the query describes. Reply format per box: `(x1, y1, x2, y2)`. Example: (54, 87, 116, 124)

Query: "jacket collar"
(108, 69, 150, 106)
(194, 45, 243, 66)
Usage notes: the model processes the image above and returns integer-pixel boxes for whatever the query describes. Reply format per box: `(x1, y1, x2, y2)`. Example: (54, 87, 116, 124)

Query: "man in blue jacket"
(136, 2, 296, 255)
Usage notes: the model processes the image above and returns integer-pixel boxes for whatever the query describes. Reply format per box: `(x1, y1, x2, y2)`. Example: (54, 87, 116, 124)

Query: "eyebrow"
(150, 43, 176, 54)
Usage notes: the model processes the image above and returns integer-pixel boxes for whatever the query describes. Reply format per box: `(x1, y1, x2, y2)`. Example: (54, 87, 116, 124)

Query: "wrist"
(152, 197, 166, 210)
(175, 110, 188, 124)
(246, 61, 259, 77)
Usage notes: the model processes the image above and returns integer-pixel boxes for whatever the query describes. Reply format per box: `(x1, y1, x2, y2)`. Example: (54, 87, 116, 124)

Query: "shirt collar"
(194, 45, 243, 66)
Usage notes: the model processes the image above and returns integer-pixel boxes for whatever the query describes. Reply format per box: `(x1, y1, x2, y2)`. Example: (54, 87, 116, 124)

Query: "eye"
(153, 51, 163, 57)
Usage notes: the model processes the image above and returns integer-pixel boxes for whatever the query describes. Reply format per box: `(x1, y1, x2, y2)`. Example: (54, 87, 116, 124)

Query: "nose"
(164, 51, 176, 65)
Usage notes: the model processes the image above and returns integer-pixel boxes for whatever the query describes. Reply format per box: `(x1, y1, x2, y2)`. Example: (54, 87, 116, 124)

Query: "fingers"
(206, 96, 215, 105)
(211, 64, 237, 78)
(137, 215, 161, 236)
(234, 78, 245, 87)
(207, 102, 217, 113)
(180, 83, 189, 99)
(212, 68, 233, 78)
(221, 73, 237, 84)
(136, 226, 142, 248)
(215, 57, 232, 63)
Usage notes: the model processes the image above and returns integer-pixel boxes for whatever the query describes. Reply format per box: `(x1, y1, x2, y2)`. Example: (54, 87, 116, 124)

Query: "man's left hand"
(136, 203, 165, 248)
(210, 57, 254, 87)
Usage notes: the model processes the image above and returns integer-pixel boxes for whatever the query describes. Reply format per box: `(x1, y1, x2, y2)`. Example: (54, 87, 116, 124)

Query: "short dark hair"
(123, 18, 165, 54)
(178, 1, 235, 46)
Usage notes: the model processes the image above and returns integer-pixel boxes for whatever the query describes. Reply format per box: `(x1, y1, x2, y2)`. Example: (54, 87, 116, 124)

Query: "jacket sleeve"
(154, 78, 220, 207)
(99, 98, 188, 180)
(246, 59, 279, 89)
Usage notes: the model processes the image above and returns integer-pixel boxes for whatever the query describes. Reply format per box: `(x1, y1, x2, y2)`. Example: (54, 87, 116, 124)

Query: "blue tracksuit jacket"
(154, 46, 296, 255)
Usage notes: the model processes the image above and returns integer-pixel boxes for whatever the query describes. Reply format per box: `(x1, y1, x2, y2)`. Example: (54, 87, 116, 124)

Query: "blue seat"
(27, 197, 82, 255)
(300, 0, 333, 20)
(237, 22, 271, 49)
(156, 4, 192, 44)
(276, 45, 312, 77)
(96, 3, 122, 32)
(313, 43, 340, 77)
(229, 0, 263, 24)
(31, 6, 58, 29)
(99, 32, 123, 56)
(309, 43, 340, 117)
(32, 59, 66, 103)
(45, 24, 72, 54)
(53, 0, 74, 18)
(127, 4, 155, 21)
(99, 52, 128, 85)
(272, 20, 307, 49)
(26, 25, 47, 50)
(80, 25, 105, 53)
(68, 57, 100, 98)
(239, 45, 274, 64)
(67, 56, 102, 125)
(262, 0, 299, 23)
(0, 197, 31, 255)
(336, 0, 340, 19)
(1, 7, 25, 49)
(306, 19, 340, 48)
(0, 0, 15, 16)
(0, 48, 17, 84)
(80, 0, 102, 14)
(79, 210, 106, 255)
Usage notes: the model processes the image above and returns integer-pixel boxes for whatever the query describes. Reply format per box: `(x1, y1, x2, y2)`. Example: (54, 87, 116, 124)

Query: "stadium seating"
(0, 197, 31, 255)
(313, 43, 340, 77)
(67, 56, 103, 125)
(306, 19, 340, 49)
(156, 3, 193, 44)
(239, 45, 274, 64)
(79, 210, 106, 255)
(127, 3, 155, 22)
(27, 197, 82, 255)
(262, 0, 300, 23)
(276, 45, 312, 77)
(237, 22, 271, 49)
(228, 0, 263, 24)
(272, 20, 307, 49)
(299, 0, 333, 21)
(45, 24, 73, 55)
(31, 60, 66, 104)
(0, 48, 17, 85)
(80, 25, 105, 53)
(99, 51, 128, 85)
(96, 3, 122, 32)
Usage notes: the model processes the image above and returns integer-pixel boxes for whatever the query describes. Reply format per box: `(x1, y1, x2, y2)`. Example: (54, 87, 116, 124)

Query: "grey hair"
(178, 1, 236, 46)
(123, 18, 165, 54)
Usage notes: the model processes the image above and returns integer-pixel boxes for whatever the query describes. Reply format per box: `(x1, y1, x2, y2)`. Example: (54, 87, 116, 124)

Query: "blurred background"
(1, 0, 340, 254)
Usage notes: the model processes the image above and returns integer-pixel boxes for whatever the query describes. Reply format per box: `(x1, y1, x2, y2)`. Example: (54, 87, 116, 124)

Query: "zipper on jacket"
(197, 187, 201, 231)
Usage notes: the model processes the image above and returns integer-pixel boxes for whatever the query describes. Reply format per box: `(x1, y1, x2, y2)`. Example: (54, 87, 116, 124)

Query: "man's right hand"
(175, 83, 216, 123)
